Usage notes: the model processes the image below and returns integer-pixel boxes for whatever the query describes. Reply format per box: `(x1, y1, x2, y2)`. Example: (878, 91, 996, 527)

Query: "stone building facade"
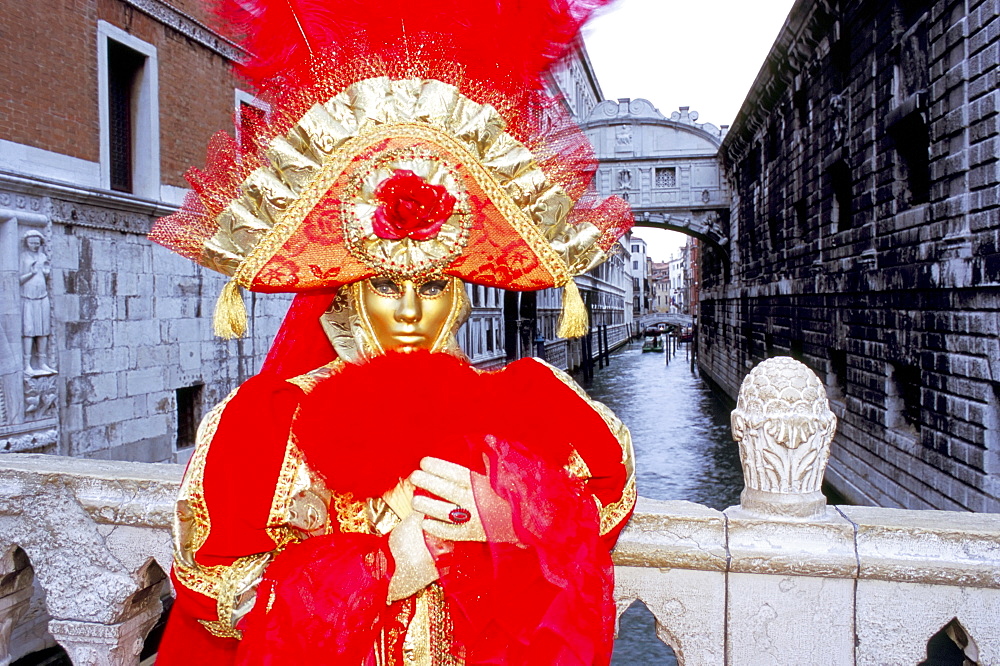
(699, 0, 1000, 511)
(0, 0, 292, 465)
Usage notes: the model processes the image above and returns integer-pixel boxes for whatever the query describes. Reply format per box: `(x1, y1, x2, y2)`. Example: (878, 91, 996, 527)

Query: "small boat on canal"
(642, 333, 663, 353)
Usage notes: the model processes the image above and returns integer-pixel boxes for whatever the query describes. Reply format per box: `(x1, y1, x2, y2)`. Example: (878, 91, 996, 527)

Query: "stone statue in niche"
(20, 230, 55, 377)
(617, 170, 633, 190)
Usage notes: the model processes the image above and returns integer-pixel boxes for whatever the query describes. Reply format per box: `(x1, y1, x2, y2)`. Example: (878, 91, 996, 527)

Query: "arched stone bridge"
(581, 99, 731, 248)
(638, 313, 694, 330)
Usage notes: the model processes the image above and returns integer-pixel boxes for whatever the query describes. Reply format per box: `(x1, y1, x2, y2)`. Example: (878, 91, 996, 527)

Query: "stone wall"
(0, 192, 290, 463)
(701, 0, 1000, 511)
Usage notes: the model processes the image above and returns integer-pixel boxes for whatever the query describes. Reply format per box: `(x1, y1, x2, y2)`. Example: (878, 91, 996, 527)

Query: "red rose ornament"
(372, 170, 457, 241)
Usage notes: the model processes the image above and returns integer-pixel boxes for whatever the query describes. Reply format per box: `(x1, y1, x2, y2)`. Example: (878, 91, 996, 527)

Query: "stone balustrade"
(1, 357, 998, 664)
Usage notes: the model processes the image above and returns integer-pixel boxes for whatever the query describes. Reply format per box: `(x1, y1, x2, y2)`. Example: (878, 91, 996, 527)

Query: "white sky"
(583, 0, 796, 262)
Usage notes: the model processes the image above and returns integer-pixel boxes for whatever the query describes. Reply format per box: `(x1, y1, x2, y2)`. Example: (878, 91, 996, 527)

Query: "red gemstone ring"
(448, 507, 471, 524)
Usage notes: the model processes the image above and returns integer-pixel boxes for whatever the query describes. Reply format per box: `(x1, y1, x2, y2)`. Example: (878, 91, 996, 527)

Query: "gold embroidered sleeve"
(172, 389, 283, 638)
(534, 359, 637, 535)
(172, 390, 237, 603)
(198, 553, 272, 639)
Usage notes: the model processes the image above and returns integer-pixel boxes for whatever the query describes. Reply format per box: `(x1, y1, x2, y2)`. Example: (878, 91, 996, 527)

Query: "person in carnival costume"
(151, 1, 636, 663)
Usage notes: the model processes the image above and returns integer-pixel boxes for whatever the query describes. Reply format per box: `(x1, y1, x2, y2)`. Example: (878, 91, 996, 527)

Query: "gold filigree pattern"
(598, 475, 637, 536)
(402, 584, 459, 666)
(268, 436, 333, 540)
(199, 552, 273, 639)
(285, 359, 345, 392)
(565, 448, 592, 479)
(333, 491, 373, 534)
(266, 433, 309, 548)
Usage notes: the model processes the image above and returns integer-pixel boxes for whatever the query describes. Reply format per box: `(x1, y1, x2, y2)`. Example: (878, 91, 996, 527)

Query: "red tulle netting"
(149, 0, 631, 283)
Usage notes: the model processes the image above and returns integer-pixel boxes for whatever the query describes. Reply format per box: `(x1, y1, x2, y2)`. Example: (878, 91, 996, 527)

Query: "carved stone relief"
(615, 124, 633, 149)
(0, 193, 44, 215)
(20, 230, 55, 377)
(1, 428, 58, 454)
(0, 321, 14, 426)
(23, 376, 57, 420)
(0, 205, 59, 449)
(49, 200, 154, 235)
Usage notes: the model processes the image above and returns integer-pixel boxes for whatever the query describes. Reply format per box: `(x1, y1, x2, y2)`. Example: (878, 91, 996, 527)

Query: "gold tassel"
(213, 279, 247, 339)
(556, 279, 589, 339)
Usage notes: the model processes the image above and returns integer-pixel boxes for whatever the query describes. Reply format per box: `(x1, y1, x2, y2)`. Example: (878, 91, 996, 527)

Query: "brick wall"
(1, 0, 239, 188)
(701, 0, 1000, 511)
(0, 0, 99, 162)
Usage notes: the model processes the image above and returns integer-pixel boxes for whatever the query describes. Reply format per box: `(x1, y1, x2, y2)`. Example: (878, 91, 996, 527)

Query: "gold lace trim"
(402, 584, 461, 666)
(197, 552, 273, 639)
(565, 448, 592, 479)
(598, 475, 637, 536)
(172, 388, 239, 600)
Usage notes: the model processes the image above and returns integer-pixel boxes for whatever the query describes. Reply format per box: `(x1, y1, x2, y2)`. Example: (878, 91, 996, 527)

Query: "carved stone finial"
(731, 356, 837, 518)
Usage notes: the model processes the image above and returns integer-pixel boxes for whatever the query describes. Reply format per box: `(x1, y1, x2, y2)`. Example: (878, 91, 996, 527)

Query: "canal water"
(576, 340, 744, 664)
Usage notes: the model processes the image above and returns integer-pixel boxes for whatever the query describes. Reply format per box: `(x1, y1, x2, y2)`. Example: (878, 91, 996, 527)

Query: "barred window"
(107, 40, 145, 193)
(655, 167, 677, 188)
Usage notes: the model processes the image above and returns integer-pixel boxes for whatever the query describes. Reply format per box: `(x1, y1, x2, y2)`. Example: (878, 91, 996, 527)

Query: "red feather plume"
(212, 0, 618, 95)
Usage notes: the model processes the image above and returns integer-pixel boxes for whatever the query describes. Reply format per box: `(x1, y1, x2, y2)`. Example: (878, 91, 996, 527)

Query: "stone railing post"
(730, 356, 838, 518)
(0, 455, 178, 666)
(724, 356, 857, 665)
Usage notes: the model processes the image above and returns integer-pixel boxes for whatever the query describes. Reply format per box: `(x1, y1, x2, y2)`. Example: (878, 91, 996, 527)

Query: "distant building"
(683, 238, 700, 317)
(667, 253, 685, 313)
(627, 235, 651, 315)
(700, 0, 1000, 512)
(651, 262, 671, 312)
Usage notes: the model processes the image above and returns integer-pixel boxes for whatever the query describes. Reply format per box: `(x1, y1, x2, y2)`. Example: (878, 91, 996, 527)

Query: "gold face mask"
(320, 276, 469, 363)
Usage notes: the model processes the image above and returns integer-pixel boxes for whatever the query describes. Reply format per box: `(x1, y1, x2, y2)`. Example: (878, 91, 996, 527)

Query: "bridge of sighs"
(581, 99, 730, 248)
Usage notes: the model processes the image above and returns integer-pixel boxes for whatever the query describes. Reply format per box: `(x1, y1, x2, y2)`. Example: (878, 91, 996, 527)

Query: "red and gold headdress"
(150, 0, 632, 338)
